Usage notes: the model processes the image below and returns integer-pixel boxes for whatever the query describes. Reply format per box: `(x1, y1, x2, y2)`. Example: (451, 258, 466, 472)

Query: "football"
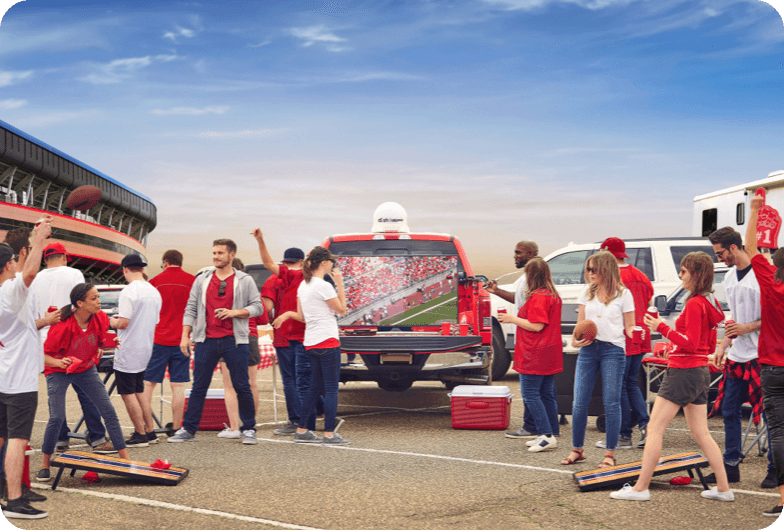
(573, 319, 598, 343)
(65, 185, 102, 211)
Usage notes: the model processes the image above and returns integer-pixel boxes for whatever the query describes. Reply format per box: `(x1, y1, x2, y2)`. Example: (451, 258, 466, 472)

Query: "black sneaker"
(637, 426, 647, 448)
(3, 499, 48, 519)
(704, 463, 740, 484)
(147, 431, 158, 444)
(764, 505, 783, 517)
(22, 484, 47, 503)
(762, 469, 778, 489)
(125, 431, 150, 448)
(35, 469, 51, 483)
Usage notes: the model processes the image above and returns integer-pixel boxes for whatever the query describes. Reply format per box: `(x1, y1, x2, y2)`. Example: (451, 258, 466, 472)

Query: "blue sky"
(0, 0, 782, 274)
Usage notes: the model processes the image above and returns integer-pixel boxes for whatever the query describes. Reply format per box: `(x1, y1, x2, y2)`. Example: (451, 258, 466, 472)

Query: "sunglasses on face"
(586, 267, 597, 273)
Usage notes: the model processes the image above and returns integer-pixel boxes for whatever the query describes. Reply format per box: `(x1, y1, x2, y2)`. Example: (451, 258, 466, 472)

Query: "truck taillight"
(480, 298, 491, 330)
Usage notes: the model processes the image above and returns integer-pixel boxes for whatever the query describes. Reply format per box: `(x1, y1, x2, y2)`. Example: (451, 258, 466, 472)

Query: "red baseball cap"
(43, 242, 68, 259)
(600, 237, 628, 259)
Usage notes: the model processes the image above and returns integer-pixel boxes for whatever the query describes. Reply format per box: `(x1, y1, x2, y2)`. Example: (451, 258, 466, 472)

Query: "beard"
(516, 258, 529, 269)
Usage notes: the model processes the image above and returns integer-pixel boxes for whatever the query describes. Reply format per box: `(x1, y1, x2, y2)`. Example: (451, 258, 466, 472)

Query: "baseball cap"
(0, 244, 14, 269)
(43, 242, 68, 259)
(282, 248, 305, 263)
(600, 237, 628, 259)
(121, 254, 148, 268)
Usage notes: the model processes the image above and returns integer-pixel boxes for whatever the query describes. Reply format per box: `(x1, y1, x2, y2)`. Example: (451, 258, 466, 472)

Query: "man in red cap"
(598, 237, 653, 449)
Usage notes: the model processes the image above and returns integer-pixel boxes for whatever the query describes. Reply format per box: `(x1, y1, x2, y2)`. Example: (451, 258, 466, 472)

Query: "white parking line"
(29, 484, 326, 530)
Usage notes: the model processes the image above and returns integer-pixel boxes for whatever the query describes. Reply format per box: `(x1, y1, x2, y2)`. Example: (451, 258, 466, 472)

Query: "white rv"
(693, 169, 784, 247)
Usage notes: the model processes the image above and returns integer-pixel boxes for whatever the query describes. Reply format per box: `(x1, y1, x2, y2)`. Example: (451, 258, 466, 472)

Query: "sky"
(0, 0, 782, 279)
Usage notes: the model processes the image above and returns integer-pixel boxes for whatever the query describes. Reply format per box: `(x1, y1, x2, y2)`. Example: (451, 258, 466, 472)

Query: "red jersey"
(248, 294, 268, 337)
(751, 254, 784, 366)
(619, 264, 654, 355)
(261, 274, 288, 348)
(513, 290, 563, 376)
(44, 311, 110, 376)
(149, 266, 196, 347)
(205, 273, 234, 338)
(656, 295, 725, 369)
(277, 264, 306, 343)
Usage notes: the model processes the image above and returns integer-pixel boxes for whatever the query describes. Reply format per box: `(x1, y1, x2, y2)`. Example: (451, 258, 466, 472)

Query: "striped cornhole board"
(50, 451, 189, 490)
(573, 451, 709, 492)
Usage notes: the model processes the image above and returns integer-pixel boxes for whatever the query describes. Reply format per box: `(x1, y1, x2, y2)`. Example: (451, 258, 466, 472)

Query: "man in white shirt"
(110, 254, 162, 448)
(0, 218, 51, 519)
(30, 242, 110, 452)
(483, 240, 542, 439)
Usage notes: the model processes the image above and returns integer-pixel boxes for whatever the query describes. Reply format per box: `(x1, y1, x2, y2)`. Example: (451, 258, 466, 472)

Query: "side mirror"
(457, 271, 468, 284)
(654, 295, 667, 314)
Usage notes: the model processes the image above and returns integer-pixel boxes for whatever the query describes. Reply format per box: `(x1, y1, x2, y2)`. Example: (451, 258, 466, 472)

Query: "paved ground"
(4, 368, 781, 530)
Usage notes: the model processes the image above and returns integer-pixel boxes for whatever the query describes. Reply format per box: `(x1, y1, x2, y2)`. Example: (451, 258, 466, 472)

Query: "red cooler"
(450, 385, 512, 430)
(183, 389, 230, 430)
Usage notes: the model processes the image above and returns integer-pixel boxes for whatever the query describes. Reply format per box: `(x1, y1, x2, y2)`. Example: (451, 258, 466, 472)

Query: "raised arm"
(23, 217, 51, 287)
(251, 228, 280, 277)
(745, 192, 763, 260)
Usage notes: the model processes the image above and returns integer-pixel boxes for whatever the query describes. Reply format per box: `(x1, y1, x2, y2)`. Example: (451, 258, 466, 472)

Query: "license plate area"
(379, 354, 413, 365)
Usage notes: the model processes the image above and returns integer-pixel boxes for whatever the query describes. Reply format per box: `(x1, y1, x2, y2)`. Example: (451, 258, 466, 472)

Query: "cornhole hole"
(573, 452, 709, 492)
(49, 451, 188, 490)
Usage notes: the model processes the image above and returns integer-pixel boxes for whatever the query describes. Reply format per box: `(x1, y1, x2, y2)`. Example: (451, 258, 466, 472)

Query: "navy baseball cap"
(121, 254, 147, 268)
(282, 248, 305, 263)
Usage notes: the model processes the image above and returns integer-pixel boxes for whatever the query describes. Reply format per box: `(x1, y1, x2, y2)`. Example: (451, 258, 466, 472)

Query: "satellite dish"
(371, 202, 409, 233)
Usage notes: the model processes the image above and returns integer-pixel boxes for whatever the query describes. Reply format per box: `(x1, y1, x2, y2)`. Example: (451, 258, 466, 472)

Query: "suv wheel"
(490, 327, 510, 381)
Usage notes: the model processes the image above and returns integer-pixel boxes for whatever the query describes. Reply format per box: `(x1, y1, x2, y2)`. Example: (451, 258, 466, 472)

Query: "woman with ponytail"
(37, 284, 129, 482)
(746, 191, 784, 517)
(274, 246, 349, 445)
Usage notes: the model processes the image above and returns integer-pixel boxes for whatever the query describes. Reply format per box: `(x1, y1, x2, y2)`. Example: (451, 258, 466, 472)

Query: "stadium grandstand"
(0, 118, 156, 284)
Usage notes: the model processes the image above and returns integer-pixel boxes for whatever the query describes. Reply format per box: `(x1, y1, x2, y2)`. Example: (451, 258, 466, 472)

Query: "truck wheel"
(377, 378, 414, 392)
(596, 414, 606, 433)
(490, 327, 511, 381)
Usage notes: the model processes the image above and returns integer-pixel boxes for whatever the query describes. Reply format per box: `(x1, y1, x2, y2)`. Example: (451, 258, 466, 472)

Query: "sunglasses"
(586, 267, 597, 273)
(12, 254, 19, 263)
(219, 280, 227, 297)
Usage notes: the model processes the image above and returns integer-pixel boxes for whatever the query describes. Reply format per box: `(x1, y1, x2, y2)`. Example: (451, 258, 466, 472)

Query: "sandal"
(561, 448, 586, 465)
(598, 455, 616, 468)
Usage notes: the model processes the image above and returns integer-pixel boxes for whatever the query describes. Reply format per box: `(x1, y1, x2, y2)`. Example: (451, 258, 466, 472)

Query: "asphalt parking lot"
(7, 368, 781, 530)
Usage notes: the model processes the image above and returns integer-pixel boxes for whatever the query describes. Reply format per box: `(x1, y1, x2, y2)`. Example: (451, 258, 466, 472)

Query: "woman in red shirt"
(746, 192, 784, 517)
(37, 284, 130, 482)
(498, 258, 562, 453)
(611, 252, 732, 502)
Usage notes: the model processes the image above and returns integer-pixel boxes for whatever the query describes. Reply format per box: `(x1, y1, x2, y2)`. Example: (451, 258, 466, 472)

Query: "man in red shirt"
(143, 250, 196, 436)
(600, 238, 653, 449)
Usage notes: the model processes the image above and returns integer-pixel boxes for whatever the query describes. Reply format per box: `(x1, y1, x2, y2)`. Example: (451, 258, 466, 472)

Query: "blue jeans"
(275, 343, 301, 425)
(572, 340, 625, 450)
(521, 374, 558, 437)
(298, 347, 340, 432)
(761, 365, 784, 486)
(620, 353, 649, 439)
(183, 337, 255, 434)
(519, 377, 538, 433)
(722, 373, 775, 470)
(57, 382, 107, 446)
(294, 340, 323, 430)
(42, 367, 127, 455)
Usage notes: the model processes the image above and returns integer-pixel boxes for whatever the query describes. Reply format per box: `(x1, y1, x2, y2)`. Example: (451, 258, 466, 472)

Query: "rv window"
(625, 248, 654, 282)
(736, 203, 745, 226)
(547, 250, 589, 286)
(670, 246, 718, 269)
(701, 208, 717, 237)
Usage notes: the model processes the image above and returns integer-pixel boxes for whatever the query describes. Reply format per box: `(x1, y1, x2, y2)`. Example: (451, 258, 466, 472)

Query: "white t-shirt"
(298, 277, 339, 348)
(514, 272, 528, 310)
(114, 280, 162, 373)
(724, 265, 761, 364)
(578, 286, 635, 349)
(31, 266, 85, 345)
(0, 275, 44, 394)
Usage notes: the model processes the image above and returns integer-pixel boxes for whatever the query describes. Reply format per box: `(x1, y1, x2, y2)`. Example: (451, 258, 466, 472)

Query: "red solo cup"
(497, 308, 507, 315)
(47, 306, 58, 314)
(725, 319, 737, 339)
(632, 326, 643, 345)
(459, 323, 469, 336)
(647, 306, 658, 318)
(102, 333, 117, 349)
(441, 322, 451, 335)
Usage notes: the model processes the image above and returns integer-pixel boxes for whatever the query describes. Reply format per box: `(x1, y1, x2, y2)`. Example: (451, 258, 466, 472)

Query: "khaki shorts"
(657, 366, 710, 407)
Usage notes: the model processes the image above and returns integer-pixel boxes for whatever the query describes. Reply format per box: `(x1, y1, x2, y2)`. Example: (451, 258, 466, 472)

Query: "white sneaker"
(610, 483, 650, 501)
(701, 487, 734, 502)
(528, 435, 557, 453)
(217, 426, 241, 439)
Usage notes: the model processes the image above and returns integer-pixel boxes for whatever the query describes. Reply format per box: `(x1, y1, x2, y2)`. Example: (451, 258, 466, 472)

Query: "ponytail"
(61, 283, 95, 321)
(303, 246, 337, 283)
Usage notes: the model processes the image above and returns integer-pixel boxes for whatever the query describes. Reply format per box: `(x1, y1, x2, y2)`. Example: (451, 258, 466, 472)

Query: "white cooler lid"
(451, 385, 512, 398)
(184, 388, 225, 399)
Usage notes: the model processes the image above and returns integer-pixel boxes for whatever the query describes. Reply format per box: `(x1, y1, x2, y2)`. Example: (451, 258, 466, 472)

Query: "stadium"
(0, 119, 156, 283)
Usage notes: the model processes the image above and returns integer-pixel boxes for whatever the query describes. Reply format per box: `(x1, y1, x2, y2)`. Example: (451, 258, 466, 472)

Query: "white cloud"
(0, 69, 32, 87)
(249, 39, 272, 48)
(152, 106, 229, 116)
(289, 25, 350, 52)
(0, 98, 26, 109)
(481, 0, 635, 10)
(78, 54, 179, 84)
(163, 25, 196, 43)
(196, 129, 276, 139)
(11, 110, 94, 128)
(340, 71, 426, 82)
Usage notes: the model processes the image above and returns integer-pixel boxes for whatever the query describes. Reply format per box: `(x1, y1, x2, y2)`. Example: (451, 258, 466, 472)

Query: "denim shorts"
(144, 343, 191, 384)
(658, 366, 710, 407)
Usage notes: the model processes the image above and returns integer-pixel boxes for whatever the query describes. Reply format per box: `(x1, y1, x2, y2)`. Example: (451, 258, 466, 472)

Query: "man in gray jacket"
(168, 239, 264, 445)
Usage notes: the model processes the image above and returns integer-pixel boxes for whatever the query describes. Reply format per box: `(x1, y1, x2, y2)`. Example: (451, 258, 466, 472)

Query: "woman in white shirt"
(561, 251, 635, 467)
(274, 247, 348, 445)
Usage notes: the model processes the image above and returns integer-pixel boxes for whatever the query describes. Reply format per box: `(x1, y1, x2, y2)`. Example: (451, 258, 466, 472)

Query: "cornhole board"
(49, 451, 189, 490)
(573, 452, 709, 492)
